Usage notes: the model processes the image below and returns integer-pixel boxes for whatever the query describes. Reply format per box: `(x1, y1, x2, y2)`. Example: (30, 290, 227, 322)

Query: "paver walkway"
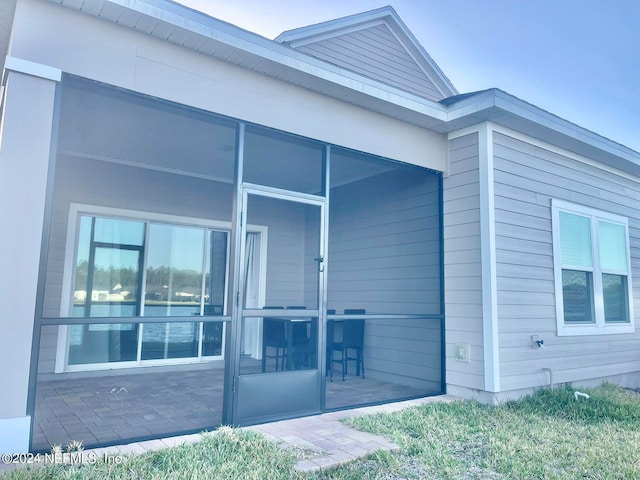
(247, 395, 457, 472)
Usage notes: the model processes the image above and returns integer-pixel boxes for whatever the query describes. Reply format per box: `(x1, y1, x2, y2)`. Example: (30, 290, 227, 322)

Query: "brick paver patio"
(3, 394, 454, 475)
(33, 365, 435, 451)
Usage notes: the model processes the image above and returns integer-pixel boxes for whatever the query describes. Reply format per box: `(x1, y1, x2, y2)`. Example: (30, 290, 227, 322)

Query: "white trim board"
(489, 123, 640, 183)
(0, 416, 31, 454)
(477, 123, 500, 393)
(4, 56, 62, 82)
(450, 122, 640, 182)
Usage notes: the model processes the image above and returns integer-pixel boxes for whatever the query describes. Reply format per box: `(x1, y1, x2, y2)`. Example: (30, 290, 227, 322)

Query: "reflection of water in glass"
(69, 305, 200, 345)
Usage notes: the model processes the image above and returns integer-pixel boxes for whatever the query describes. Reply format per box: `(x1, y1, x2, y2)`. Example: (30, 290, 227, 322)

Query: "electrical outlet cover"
(454, 343, 470, 362)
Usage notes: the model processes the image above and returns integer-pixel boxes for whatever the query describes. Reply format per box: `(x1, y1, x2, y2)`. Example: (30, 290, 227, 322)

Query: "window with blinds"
(552, 200, 634, 335)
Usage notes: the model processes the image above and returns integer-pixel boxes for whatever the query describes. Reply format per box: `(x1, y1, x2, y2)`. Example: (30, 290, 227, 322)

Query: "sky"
(176, 0, 640, 152)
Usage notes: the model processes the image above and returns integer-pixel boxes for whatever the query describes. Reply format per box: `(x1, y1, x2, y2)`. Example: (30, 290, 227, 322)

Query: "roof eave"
(46, 0, 449, 124)
(46, 0, 640, 176)
(444, 89, 640, 176)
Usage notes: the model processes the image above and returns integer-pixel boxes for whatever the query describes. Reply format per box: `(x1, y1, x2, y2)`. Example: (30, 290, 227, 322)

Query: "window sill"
(557, 323, 635, 336)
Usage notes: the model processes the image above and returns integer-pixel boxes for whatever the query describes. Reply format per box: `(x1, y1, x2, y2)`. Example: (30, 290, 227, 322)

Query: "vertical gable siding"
(444, 133, 485, 390)
(294, 24, 444, 101)
(493, 132, 640, 391)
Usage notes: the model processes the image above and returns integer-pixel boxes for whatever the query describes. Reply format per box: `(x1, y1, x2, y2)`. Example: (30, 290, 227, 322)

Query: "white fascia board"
(444, 89, 640, 173)
(4, 56, 62, 82)
(275, 6, 396, 43)
(491, 90, 640, 164)
(445, 90, 498, 121)
(383, 12, 458, 96)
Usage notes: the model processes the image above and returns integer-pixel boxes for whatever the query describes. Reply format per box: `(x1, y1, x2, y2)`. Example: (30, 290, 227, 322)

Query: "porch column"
(0, 58, 60, 453)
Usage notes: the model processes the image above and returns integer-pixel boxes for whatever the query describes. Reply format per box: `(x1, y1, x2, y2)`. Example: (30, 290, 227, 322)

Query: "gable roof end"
(275, 6, 457, 101)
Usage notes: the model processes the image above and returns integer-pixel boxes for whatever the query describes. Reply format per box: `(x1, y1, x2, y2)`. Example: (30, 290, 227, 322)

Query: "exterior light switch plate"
(454, 343, 470, 362)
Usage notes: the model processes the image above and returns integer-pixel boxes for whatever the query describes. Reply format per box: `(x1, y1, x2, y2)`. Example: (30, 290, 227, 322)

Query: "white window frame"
(55, 203, 268, 372)
(551, 199, 634, 336)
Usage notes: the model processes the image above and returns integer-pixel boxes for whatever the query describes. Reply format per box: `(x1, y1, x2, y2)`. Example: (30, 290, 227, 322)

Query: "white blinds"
(598, 221, 627, 271)
(559, 212, 592, 268)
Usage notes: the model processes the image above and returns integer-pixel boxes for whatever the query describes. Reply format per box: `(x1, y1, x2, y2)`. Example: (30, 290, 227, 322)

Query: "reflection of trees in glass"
(603, 274, 626, 322)
(74, 260, 89, 296)
(562, 270, 592, 323)
(145, 266, 203, 303)
(74, 260, 139, 304)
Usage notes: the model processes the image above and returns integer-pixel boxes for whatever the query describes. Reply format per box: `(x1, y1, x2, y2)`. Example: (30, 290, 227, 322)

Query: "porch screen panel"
(42, 75, 237, 321)
(243, 124, 325, 195)
(34, 76, 234, 450)
(239, 194, 322, 375)
(328, 149, 441, 315)
(326, 148, 443, 408)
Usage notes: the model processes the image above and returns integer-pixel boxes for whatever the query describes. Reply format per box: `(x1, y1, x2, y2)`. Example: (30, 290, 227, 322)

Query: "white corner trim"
(478, 123, 500, 392)
(443, 140, 451, 178)
(447, 125, 482, 141)
(4, 56, 62, 82)
(0, 416, 31, 453)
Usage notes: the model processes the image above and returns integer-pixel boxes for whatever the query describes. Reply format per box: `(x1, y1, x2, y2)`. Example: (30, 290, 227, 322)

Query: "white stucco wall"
(0, 69, 57, 452)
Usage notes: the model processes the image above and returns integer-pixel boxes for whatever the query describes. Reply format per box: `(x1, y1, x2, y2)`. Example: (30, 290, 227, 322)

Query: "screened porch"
(29, 75, 444, 451)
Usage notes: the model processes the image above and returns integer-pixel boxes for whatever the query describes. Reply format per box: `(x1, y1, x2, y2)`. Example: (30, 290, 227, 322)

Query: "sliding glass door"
(65, 212, 230, 370)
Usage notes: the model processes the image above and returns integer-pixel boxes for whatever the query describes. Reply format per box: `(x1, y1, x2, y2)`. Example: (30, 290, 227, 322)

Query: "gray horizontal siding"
(37, 326, 59, 376)
(248, 196, 307, 307)
(493, 131, 640, 392)
(328, 169, 441, 315)
(328, 168, 442, 388)
(295, 24, 443, 101)
(444, 132, 484, 391)
(362, 318, 442, 391)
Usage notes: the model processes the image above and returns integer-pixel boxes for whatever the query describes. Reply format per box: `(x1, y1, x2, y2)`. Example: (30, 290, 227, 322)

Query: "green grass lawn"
(318, 383, 640, 479)
(3, 384, 639, 480)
